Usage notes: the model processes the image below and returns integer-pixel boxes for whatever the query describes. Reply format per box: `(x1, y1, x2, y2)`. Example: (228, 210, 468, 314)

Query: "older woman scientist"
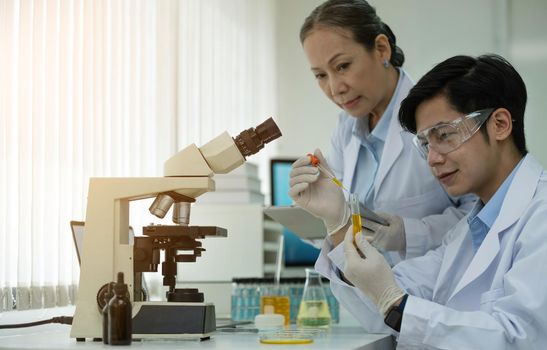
(289, 1, 476, 266)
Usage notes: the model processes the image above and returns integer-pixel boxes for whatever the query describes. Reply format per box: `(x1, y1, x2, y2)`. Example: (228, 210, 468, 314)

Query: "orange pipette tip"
(307, 153, 344, 189)
(307, 153, 320, 166)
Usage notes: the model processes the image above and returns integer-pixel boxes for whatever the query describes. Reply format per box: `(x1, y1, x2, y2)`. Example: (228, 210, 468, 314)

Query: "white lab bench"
(0, 306, 394, 349)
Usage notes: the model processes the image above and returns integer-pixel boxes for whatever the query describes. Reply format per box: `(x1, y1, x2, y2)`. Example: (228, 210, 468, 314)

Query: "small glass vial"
(297, 269, 331, 328)
(241, 279, 251, 321)
(250, 279, 261, 320)
(231, 278, 243, 321)
(108, 272, 132, 345)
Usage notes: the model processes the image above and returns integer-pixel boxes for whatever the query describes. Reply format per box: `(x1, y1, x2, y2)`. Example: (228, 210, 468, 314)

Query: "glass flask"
(297, 269, 331, 328)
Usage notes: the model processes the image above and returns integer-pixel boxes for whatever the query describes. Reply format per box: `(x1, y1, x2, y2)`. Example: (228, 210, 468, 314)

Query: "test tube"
(349, 193, 362, 238)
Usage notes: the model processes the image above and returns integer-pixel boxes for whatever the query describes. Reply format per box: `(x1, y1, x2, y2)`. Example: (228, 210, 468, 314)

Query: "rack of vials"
(231, 277, 339, 324)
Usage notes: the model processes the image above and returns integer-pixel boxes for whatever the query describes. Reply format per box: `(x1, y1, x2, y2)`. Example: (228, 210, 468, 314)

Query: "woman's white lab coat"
(320, 154, 547, 349)
(327, 70, 476, 262)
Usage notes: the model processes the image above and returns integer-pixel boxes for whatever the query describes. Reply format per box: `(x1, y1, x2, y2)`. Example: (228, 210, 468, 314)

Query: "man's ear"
(489, 108, 513, 141)
(374, 34, 392, 63)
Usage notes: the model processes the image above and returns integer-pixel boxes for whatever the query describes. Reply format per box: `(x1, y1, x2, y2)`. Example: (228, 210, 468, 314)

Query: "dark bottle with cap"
(102, 282, 115, 344)
(108, 272, 132, 345)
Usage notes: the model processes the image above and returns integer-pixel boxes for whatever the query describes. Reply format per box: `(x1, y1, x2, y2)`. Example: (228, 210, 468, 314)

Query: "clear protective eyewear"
(413, 108, 495, 159)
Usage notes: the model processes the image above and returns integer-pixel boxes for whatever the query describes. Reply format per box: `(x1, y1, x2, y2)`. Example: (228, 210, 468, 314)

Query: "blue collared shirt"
(467, 158, 524, 252)
(351, 69, 404, 208)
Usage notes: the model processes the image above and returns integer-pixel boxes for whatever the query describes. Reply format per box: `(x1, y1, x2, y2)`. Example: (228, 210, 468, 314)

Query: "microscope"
(70, 118, 281, 341)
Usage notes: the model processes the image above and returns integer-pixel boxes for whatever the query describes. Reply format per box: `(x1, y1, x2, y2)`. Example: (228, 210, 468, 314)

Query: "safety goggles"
(412, 108, 495, 159)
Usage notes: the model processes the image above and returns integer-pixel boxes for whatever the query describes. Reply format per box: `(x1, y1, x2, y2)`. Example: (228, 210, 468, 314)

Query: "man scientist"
(324, 53, 547, 348)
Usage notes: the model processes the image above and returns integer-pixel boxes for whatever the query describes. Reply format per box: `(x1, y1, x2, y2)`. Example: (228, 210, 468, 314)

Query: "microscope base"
(132, 302, 216, 339)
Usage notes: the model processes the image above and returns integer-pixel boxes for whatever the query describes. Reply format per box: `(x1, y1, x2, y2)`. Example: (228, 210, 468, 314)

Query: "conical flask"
(297, 268, 331, 328)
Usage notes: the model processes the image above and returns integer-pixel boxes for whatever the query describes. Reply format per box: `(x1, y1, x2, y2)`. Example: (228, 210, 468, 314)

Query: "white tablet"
(264, 204, 388, 240)
(263, 206, 326, 239)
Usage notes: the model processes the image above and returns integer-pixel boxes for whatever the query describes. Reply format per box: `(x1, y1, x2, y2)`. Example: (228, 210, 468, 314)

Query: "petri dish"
(259, 329, 319, 345)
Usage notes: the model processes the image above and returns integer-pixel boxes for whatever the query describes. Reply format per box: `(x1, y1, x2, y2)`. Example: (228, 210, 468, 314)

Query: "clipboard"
(359, 203, 389, 226)
(263, 206, 326, 239)
(264, 204, 389, 240)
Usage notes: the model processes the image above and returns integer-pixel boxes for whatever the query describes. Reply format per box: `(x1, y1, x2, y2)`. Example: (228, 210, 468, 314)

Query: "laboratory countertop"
(0, 307, 394, 350)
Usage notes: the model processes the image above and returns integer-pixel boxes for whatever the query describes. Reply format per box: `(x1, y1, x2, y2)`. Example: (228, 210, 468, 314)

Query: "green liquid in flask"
(296, 300, 331, 328)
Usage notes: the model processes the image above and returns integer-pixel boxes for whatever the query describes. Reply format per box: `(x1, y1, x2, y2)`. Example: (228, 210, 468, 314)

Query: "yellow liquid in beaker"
(296, 300, 331, 328)
(261, 296, 290, 326)
(352, 213, 362, 236)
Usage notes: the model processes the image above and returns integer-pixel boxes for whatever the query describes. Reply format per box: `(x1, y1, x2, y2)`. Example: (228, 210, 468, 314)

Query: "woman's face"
(303, 26, 391, 118)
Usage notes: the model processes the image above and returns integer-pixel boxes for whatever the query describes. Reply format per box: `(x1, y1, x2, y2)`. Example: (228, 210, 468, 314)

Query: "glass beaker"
(297, 269, 331, 328)
(260, 280, 290, 326)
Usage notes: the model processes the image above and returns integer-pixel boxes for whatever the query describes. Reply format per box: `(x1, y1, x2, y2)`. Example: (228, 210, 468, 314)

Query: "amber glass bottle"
(108, 272, 132, 345)
(102, 282, 114, 344)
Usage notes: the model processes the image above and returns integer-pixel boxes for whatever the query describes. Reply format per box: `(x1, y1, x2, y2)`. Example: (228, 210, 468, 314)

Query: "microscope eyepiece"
(233, 117, 282, 158)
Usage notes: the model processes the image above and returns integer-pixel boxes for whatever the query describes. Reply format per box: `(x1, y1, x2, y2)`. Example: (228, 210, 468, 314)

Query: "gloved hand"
(343, 227, 405, 315)
(288, 149, 349, 235)
(363, 213, 405, 252)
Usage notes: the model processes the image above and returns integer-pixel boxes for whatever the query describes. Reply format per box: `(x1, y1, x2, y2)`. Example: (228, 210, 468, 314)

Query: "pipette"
(307, 154, 348, 193)
(307, 153, 362, 239)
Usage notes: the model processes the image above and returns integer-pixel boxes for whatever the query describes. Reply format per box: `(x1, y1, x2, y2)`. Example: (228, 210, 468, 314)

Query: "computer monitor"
(270, 159, 294, 206)
(270, 159, 320, 266)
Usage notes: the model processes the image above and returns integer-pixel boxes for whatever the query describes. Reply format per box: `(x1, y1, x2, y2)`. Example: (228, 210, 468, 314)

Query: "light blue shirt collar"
(467, 158, 524, 250)
(348, 69, 405, 234)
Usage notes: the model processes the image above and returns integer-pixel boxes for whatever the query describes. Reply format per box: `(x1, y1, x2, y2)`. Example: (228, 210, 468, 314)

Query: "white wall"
(370, 0, 504, 80)
(274, 0, 547, 166)
(274, 0, 339, 158)
(510, 0, 547, 167)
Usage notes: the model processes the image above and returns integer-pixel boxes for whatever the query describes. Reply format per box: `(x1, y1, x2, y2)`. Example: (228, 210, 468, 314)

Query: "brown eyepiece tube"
(234, 117, 282, 158)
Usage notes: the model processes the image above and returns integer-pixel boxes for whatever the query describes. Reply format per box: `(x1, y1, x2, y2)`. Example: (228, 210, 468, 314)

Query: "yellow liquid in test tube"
(349, 194, 362, 238)
(352, 213, 362, 237)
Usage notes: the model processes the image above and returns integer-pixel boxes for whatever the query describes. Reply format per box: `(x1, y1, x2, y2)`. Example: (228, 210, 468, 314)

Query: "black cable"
(0, 316, 73, 329)
(216, 320, 252, 329)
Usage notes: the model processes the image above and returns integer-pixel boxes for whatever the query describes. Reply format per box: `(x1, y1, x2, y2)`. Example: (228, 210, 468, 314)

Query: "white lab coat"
(320, 154, 547, 349)
(327, 70, 476, 262)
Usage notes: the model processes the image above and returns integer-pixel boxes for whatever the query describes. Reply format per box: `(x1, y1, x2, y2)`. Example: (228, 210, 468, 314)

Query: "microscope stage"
(143, 225, 227, 238)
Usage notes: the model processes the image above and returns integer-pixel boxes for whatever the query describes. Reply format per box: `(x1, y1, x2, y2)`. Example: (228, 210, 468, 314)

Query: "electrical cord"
(0, 316, 73, 329)
(215, 320, 252, 329)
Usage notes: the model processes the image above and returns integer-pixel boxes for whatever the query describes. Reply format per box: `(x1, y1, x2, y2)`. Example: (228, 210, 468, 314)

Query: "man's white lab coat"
(317, 154, 547, 349)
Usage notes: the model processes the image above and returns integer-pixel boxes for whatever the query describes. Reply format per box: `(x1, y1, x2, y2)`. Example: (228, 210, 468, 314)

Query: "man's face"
(415, 95, 496, 199)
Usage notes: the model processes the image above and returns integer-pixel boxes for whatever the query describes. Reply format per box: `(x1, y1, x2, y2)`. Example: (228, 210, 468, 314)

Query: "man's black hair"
(398, 54, 527, 155)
